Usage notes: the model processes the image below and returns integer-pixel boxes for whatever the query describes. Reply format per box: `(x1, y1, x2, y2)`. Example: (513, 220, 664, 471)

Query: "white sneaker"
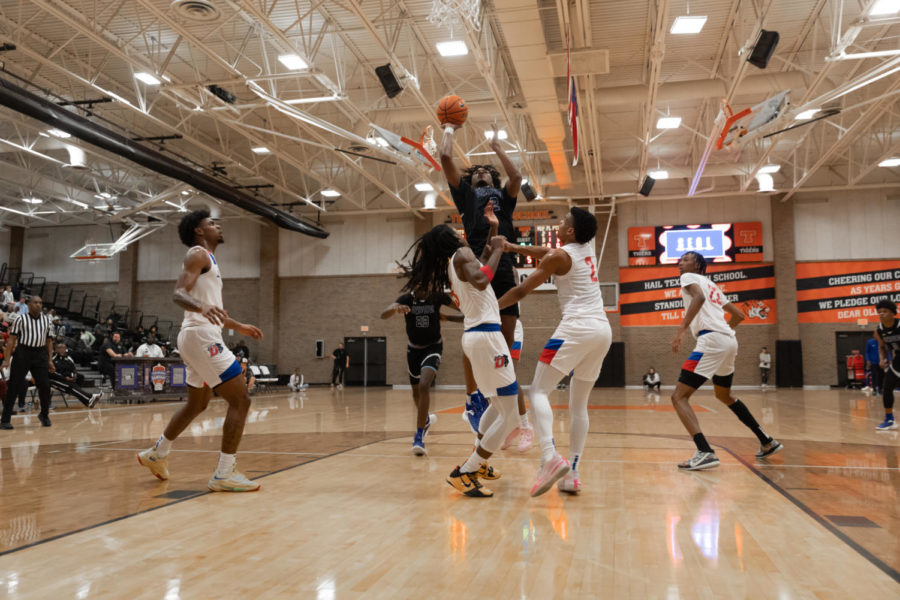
(88, 392, 102, 408)
(678, 450, 719, 471)
(557, 470, 582, 494)
(530, 453, 570, 497)
(208, 468, 261, 492)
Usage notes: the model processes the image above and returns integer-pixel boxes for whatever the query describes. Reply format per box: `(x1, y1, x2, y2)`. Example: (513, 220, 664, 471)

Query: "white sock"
(460, 449, 483, 473)
(519, 411, 530, 429)
(541, 437, 556, 463)
(216, 452, 236, 476)
(568, 378, 592, 471)
(530, 363, 562, 463)
(155, 434, 173, 458)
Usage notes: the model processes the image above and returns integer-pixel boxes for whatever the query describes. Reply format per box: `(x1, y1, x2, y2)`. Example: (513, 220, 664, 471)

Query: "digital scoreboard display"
(628, 222, 763, 266)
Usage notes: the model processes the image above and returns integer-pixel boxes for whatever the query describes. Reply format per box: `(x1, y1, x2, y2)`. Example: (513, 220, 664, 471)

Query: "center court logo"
(207, 342, 225, 357)
(493, 354, 509, 368)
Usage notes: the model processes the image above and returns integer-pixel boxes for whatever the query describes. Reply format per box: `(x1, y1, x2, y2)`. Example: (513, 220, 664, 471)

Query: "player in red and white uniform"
(498, 208, 611, 496)
(670, 251, 782, 470)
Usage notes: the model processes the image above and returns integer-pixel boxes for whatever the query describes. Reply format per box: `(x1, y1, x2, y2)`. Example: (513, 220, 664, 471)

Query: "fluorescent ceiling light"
(373, 137, 390, 148)
(284, 95, 342, 105)
(64, 198, 88, 209)
(415, 182, 434, 192)
(484, 129, 508, 140)
(648, 170, 669, 179)
(22, 197, 42, 204)
(758, 164, 781, 174)
(31, 211, 55, 215)
(868, 0, 900, 16)
(181, 190, 191, 196)
(656, 116, 682, 129)
(47, 129, 71, 139)
(134, 72, 161, 85)
(424, 193, 437, 210)
(278, 54, 308, 70)
(100, 192, 112, 199)
(251, 146, 271, 154)
(164, 200, 188, 212)
(795, 109, 819, 120)
(670, 16, 708, 34)
(878, 157, 900, 167)
(436, 40, 468, 57)
(756, 173, 775, 192)
(320, 189, 341, 197)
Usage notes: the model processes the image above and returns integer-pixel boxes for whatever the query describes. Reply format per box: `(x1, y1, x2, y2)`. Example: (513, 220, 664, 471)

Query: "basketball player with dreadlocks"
(440, 122, 533, 446)
(401, 204, 518, 497)
(670, 251, 782, 470)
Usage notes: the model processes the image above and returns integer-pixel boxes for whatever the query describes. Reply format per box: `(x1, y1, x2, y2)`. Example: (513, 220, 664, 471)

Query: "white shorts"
(462, 327, 517, 398)
(539, 317, 612, 382)
(177, 326, 243, 389)
(681, 331, 738, 383)
(511, 319, 524, 361)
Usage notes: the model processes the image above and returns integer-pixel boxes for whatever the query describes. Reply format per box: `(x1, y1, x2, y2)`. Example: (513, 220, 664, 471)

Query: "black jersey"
(449, 179, 517, 256)
(877, 319, 900, 368)
(397, 292, 453, 347)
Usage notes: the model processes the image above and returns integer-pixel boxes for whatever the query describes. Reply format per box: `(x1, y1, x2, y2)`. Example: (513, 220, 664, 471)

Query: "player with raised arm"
(670, 251, 782, 470)
(498, 207, 611, 496)
(137, 210, 264, 492)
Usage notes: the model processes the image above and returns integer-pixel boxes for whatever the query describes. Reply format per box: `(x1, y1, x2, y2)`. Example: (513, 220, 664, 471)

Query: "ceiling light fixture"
(251, 146, 271, 154)
(64, 198, 88, 209)
(47, 129, 71, 139)
(436, 41, 468, 57)
(134, 72, 161, 85)
(373, 137, 390, 148)
(648, 170, 669, 179)
(656, 116, 682, 129)
(670, 16, 707, 34)
(22, 197, 43, 204)
(756, 173, 775, 192)
(758, 164, 781, 174)
(878, 157, 900, 167)
(99, 192, 112, 199)
(795, 109, 819, 120)
(484, 129, 508, 140)
(868, 0, 900, 16)
(278, 54, 308, 70)
(424, 193, 437, 210)
(181, 190, 191, 196)
(164, 200, 188, 212)
(320, 189, 341, 197)
(415, 182, 434, 192)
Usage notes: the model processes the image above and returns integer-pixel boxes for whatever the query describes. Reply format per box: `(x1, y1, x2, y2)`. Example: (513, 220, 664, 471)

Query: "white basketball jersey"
(447, 250, 501, 329)
(679, 271, 734, 338)
(182, 247, 224, 329)
(556, 243, 608, 320)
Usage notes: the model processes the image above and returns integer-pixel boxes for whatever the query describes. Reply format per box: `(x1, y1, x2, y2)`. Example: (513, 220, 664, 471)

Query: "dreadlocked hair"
(399, 225, 465, 297)
(681, 251, 707, 274)
(461, 164, 501, 189)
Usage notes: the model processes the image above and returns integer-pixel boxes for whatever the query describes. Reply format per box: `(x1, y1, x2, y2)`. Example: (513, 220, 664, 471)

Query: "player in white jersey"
(670, 251, 782, 471)
(137, 210, 264, 492)
(401, 204, 518, 497)
(498, 207, 612, 496)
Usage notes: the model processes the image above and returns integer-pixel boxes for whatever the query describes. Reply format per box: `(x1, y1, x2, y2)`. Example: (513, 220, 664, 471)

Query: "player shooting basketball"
(440, 118, 531, 442)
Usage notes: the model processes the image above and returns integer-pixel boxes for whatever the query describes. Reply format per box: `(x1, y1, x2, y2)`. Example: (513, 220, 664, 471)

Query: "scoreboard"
(628, 222, 763, 266)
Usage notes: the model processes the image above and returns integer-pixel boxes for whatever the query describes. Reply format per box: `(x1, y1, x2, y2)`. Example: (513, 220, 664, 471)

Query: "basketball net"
(427, 0, 482, 32)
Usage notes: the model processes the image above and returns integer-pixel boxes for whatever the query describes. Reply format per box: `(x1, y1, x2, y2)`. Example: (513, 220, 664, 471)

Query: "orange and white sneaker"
(447, 467, 493, 498)
(477, 461, 501, 480)
(137, 448, 169, 480)
(517, 426, 534, 453)
(501, 427, 523, 450)
(208, 468, 261, 492)
(557, 470, 582, 494)
(530, 453, 570, 497)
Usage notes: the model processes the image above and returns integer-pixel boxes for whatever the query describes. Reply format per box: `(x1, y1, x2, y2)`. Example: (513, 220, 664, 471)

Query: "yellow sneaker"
(208, 468, 261, 492)
(447, 467, 492, 497)
(137, 448, 170, 481)
(478, 462, 501, 480)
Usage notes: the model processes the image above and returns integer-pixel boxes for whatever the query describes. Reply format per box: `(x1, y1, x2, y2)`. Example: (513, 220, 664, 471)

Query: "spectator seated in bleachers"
(98, 331, 132, 384)
(51, 343, 101, 408)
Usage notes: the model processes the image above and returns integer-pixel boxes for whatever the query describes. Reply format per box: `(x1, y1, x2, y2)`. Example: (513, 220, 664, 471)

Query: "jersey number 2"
(584, 257, 598, 282)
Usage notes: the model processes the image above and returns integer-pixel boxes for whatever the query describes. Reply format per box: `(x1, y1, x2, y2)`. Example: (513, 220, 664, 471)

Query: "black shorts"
(407, 341, 443, 384)
(490, 256, 519, 317)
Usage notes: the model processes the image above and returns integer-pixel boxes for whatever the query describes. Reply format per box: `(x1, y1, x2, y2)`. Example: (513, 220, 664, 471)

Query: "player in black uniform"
(381, 290, 461, 455)
(874, 299, 900, 431)
(440, 123, 525, 431)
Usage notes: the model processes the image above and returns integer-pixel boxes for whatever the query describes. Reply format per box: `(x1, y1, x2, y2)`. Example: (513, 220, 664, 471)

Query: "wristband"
(443, 125, 455, 136)
(479, 265, 495, 281)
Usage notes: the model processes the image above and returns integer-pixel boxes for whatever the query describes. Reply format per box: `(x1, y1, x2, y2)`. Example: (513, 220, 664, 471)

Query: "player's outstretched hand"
(489, 235, 506, 252)
(201, 304, 228, 326)
(396, 305, 411, 315)
(488, 123, 501, 150)
(238, 323, 264, 340)
(484, 200, 499, 227)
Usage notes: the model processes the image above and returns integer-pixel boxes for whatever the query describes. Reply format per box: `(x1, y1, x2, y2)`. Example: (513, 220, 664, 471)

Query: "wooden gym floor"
(0, 386, 897, 599)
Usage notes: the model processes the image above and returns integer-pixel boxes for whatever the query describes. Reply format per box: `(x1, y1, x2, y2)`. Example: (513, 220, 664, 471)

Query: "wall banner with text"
(795, 260, 900, 323)
(619, 264, 776, 326)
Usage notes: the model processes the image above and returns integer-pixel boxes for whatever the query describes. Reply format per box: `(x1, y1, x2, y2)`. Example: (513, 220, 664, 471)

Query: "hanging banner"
(627, 222, 763, 265)
(796, 260, 900, 323)
(619, 264, 776, 326)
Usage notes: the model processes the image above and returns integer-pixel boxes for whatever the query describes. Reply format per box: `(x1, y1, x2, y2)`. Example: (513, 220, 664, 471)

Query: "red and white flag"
(567, 28, 579, 167)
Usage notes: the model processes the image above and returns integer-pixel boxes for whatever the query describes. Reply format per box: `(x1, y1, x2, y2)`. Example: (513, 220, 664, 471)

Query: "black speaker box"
(521, 182, 537, 201)
(775, 339, 803, 388)
(748, 30, 779, 69)
(639, 175, 655, 197)
(375, 64, 403, 99)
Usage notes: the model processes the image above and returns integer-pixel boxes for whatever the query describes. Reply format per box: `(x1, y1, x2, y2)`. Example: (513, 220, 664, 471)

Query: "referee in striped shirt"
(1, 296, 55, 429)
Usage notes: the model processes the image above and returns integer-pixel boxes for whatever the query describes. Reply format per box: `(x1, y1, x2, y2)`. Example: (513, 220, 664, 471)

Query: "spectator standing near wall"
(759, 347, 772, 389)
(1, 286, 13, 311)
(330, 343, 349, 390)
(864, 336, 882, 394)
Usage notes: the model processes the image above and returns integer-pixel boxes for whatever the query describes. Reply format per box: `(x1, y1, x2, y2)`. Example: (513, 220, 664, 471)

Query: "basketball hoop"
(71, 243, 116, 262)
(428, 0, 482, 32)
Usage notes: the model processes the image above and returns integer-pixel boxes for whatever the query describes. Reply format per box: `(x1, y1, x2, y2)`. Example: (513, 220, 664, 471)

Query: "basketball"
(437, 94, 468, 126)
